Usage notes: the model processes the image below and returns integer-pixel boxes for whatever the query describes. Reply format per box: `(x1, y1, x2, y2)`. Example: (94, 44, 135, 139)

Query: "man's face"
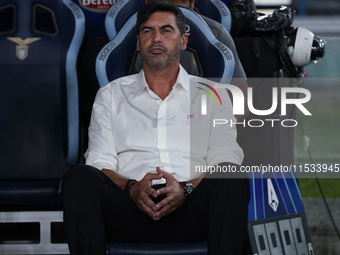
(137, 11, 187, 69)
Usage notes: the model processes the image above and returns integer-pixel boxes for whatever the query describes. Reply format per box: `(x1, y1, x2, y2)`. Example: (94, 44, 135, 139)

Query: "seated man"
(62, 0, 249, 254)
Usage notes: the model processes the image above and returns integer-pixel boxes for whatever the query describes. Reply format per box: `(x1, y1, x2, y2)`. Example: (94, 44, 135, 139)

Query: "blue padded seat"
(0, 0, 84, 209)
(108, 242, 208, 255)
(0, 180, 62, 210)
(195, 0, 232, 32)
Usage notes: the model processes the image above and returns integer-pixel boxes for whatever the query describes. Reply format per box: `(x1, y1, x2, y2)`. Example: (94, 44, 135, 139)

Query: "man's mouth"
(150, 47, 165, 54)
(148, 44, 167, 54)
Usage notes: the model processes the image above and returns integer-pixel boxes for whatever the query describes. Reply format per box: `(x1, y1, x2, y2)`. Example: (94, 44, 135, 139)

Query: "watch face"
(186, 183, 194, 195)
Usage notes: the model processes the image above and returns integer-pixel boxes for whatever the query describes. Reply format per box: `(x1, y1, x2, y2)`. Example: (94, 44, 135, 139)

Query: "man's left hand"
(153, 167, 186, 220)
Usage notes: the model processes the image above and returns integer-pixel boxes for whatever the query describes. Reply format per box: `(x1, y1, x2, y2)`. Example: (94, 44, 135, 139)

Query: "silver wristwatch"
(180, 182, 195, 197)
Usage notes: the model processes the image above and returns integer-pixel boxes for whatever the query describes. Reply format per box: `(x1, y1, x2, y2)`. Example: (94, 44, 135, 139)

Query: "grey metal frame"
(0, 211, 69, 254)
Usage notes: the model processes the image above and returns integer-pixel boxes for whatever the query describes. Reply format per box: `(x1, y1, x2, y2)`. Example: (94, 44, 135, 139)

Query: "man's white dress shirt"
(85, 66, 243, 183)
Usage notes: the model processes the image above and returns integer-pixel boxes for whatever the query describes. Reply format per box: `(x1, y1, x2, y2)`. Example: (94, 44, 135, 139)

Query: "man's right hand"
(130, 172, 164, 220)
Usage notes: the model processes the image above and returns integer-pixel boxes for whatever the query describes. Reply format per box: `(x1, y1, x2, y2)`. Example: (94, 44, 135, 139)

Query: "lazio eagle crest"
(7, 37, 41, 60)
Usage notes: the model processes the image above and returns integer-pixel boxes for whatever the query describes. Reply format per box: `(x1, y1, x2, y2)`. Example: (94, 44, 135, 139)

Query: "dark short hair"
(137, 0, 187, 36)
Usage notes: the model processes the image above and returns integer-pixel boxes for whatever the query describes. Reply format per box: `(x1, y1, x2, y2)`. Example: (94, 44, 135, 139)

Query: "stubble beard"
(140, 40, 182, 70)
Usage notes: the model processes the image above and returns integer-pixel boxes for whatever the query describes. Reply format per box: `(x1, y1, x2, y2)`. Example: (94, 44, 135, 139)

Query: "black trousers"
(62, 165, 250, 255)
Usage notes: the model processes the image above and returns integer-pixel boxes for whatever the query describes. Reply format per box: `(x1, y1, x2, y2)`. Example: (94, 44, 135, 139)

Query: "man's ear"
(190, 0, 195, 10)
(136, 35, 140, 51)
(181, 33, 188, 50)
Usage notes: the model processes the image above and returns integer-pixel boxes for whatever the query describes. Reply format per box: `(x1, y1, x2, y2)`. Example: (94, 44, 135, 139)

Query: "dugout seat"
(194, 0, 232, 32)
(0, 0, 84, 253)
(96, 6, 235, 255)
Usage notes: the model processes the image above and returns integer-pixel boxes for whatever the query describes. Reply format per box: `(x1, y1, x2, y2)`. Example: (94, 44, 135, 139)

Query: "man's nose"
(152, 30, 162, 43)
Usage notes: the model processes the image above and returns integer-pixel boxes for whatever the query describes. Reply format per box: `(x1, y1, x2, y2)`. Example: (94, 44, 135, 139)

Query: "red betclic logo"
(78, 0, 115, 13)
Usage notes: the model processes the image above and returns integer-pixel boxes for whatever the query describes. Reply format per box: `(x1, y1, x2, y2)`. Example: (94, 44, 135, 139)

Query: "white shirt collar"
(134, 65, 190, 98)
